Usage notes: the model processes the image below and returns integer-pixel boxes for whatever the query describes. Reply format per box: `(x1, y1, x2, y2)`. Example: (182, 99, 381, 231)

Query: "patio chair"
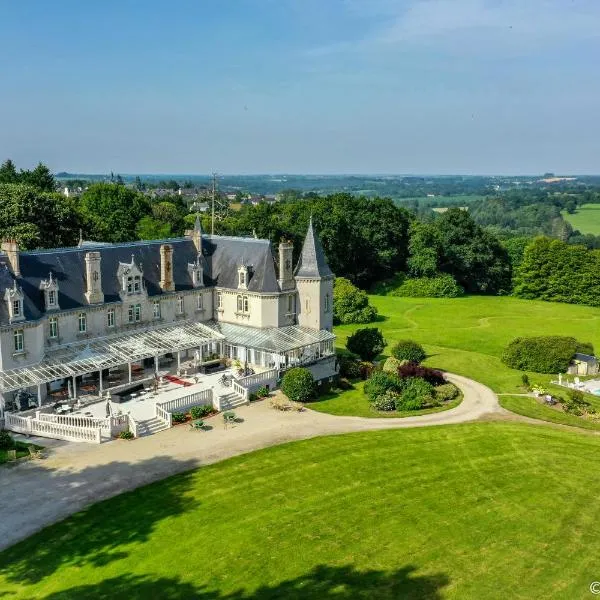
(223, 411, 236, 428)
(189, 419, 204, 430)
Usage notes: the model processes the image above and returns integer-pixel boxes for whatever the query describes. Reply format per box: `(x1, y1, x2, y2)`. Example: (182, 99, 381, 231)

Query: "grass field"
(327, 295, 600, 425)
(334, 295, 600, 395)
(499, 395, 600, 431)
(562, 203, 600, 235)
(2, 423, 600, 599)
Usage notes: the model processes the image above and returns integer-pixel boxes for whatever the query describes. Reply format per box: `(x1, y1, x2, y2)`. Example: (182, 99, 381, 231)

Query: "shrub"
(255, 386, 270, 398)
(172, 412, 187, 424)
(501, 336, 580, 373)
(333, 277, 378, 324)
(562, 389, 591, 415)
(190, 405, 213, 419)
(521, 374, 530, 389)
(346, 328, 385, 361)
(390, 274, 464, 298)
(391, 340, 426, 363)
(396, 378, 435, 410)
(338, 378, 353, 390)
(119, 430, 134, 440)
(364, 371, 404, 402)
(281, 367, 314, 403)
(0, 430, 14, 450)
(435, 383, 459, 402)
(397, 362, 446, 386)
(358, 361, 375, 380)
(339, 356, 361, 379)
(372, 391, 399, 412)
(382, 356, 407, 373)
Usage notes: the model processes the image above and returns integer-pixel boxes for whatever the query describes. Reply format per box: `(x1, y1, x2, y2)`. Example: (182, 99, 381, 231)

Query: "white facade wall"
(295, 277, 334, 332)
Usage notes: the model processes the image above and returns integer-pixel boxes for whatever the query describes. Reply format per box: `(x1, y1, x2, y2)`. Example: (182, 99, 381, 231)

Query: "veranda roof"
(0, 321, 224, 393)
(206, 321, 335, 354)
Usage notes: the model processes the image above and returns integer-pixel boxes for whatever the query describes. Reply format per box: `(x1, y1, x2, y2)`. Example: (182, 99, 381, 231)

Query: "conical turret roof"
(294, 217, 333, 279)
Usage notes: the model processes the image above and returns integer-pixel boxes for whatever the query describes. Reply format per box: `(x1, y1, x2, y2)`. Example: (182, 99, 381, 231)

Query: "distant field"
(394, 194, 486, 207)
(562, 203, 600, 235)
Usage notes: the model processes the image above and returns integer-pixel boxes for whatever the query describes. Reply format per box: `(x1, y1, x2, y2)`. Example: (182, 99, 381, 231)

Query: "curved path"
(0, 373, 502, 552)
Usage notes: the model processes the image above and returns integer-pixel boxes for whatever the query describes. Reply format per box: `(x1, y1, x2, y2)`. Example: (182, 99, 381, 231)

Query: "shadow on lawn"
(0, 455, 198, 585)
(39, 564, 450, 600)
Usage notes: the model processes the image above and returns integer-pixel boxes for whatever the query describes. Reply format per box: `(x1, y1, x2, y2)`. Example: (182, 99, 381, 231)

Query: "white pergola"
(0, 321, 224, 394)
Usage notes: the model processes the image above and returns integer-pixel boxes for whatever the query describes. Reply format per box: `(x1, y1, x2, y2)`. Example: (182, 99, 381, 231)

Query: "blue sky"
(1, 0, 600, 174)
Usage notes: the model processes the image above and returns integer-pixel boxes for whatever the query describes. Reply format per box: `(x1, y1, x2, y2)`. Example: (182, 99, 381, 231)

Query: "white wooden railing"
(155, 403, 172, 428)
(4, 412, 102, 443)
(232, 368, 278, 402)
(157, 389, 213, 414)
(38, 412, 106, 429)
(127, 413, 139, 438)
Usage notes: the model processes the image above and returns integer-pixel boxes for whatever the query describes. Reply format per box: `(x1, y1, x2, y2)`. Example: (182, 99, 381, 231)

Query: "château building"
(0, 217, 336, 416)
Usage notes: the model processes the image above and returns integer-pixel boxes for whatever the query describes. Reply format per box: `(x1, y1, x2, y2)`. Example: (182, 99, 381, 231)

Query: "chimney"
(84, 252, 104, 304)
(1, 240, 20, 277)
(160, 244, 175, 292)
(278, 240, 294, 291)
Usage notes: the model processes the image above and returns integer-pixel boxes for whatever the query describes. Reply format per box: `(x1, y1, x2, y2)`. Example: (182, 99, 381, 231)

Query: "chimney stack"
(278, 240, 294, 291)
(84, 252, 104, 304)
(1, 240, 20, 277)
(160, 244, 175, 292)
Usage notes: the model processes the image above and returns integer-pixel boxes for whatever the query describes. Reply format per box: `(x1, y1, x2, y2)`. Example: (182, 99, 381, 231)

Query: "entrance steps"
(220, 392, 247, 411)
(137, 417, 168, 437)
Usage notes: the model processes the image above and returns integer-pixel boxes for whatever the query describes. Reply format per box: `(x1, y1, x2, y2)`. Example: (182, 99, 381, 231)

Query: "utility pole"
(211, 172, 217, 235)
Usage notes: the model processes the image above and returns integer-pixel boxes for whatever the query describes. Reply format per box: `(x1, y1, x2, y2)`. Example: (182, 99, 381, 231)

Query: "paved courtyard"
(70, 369, 239, 422)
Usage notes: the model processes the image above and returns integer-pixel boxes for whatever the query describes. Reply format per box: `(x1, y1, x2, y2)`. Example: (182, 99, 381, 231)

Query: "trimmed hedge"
(391, 340, 426, 363)
(501, 336, 584, 373)
(281, 367, 314, 403)
(390, 274, 464, 298)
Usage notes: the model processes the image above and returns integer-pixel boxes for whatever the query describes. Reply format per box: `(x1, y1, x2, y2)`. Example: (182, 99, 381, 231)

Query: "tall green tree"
(0, 159, 18, 184)
(78, 183, 151, 243)
(0, 183, 81, 249)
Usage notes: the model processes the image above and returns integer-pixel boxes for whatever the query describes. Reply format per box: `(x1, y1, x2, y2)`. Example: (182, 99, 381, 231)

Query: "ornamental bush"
(501, 336, 582, 373)
(396, 378, 435, 410)
(391, 340, 426, 363)
(0, 430, 14, 450)
(281, 367, 314, 403)
(333, 277, 378, 324)
(364, 371, 404, 402)
(190, 405, 213, 419)
(346, 328, 385, 361)
(382, 356, 407, 373)
(397, 362, 446, 386)
(119, 430, 134, 440)
(172, 412, 187, 424)
(372, 391, 399, 412)
(390, 274, 464, 298)
(338, 356, 361, 379)
(435, 383, 459, 402)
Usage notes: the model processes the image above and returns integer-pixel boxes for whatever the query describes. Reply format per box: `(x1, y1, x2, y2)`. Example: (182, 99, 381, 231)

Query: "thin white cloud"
(308, 0, 600, 57)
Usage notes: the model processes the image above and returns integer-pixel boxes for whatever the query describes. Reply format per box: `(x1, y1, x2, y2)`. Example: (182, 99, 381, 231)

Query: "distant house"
(568, 353, 599, 376)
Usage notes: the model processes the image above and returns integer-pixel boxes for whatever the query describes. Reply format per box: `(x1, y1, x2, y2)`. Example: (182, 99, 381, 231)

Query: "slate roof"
(294, 217, 333, 279)
(0, 235, 279, 325)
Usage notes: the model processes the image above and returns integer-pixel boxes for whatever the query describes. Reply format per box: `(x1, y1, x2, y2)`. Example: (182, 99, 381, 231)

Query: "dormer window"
(238, 264, 250, 290)
(118, 257, 144, 297)
(188, 255, 204, 288)
(5, 280, 25, 322)
(40, 272, 60, 310)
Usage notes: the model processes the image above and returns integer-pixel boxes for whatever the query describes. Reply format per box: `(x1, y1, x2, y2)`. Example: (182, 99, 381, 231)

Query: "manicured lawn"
(2, 423, 600, 599)
(309, 380, 463, 418)
(562, 203, 600, 235)
(334, 295, 600, 395)
(499, 395, 600, 431)
(0, 441, 39, 464)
